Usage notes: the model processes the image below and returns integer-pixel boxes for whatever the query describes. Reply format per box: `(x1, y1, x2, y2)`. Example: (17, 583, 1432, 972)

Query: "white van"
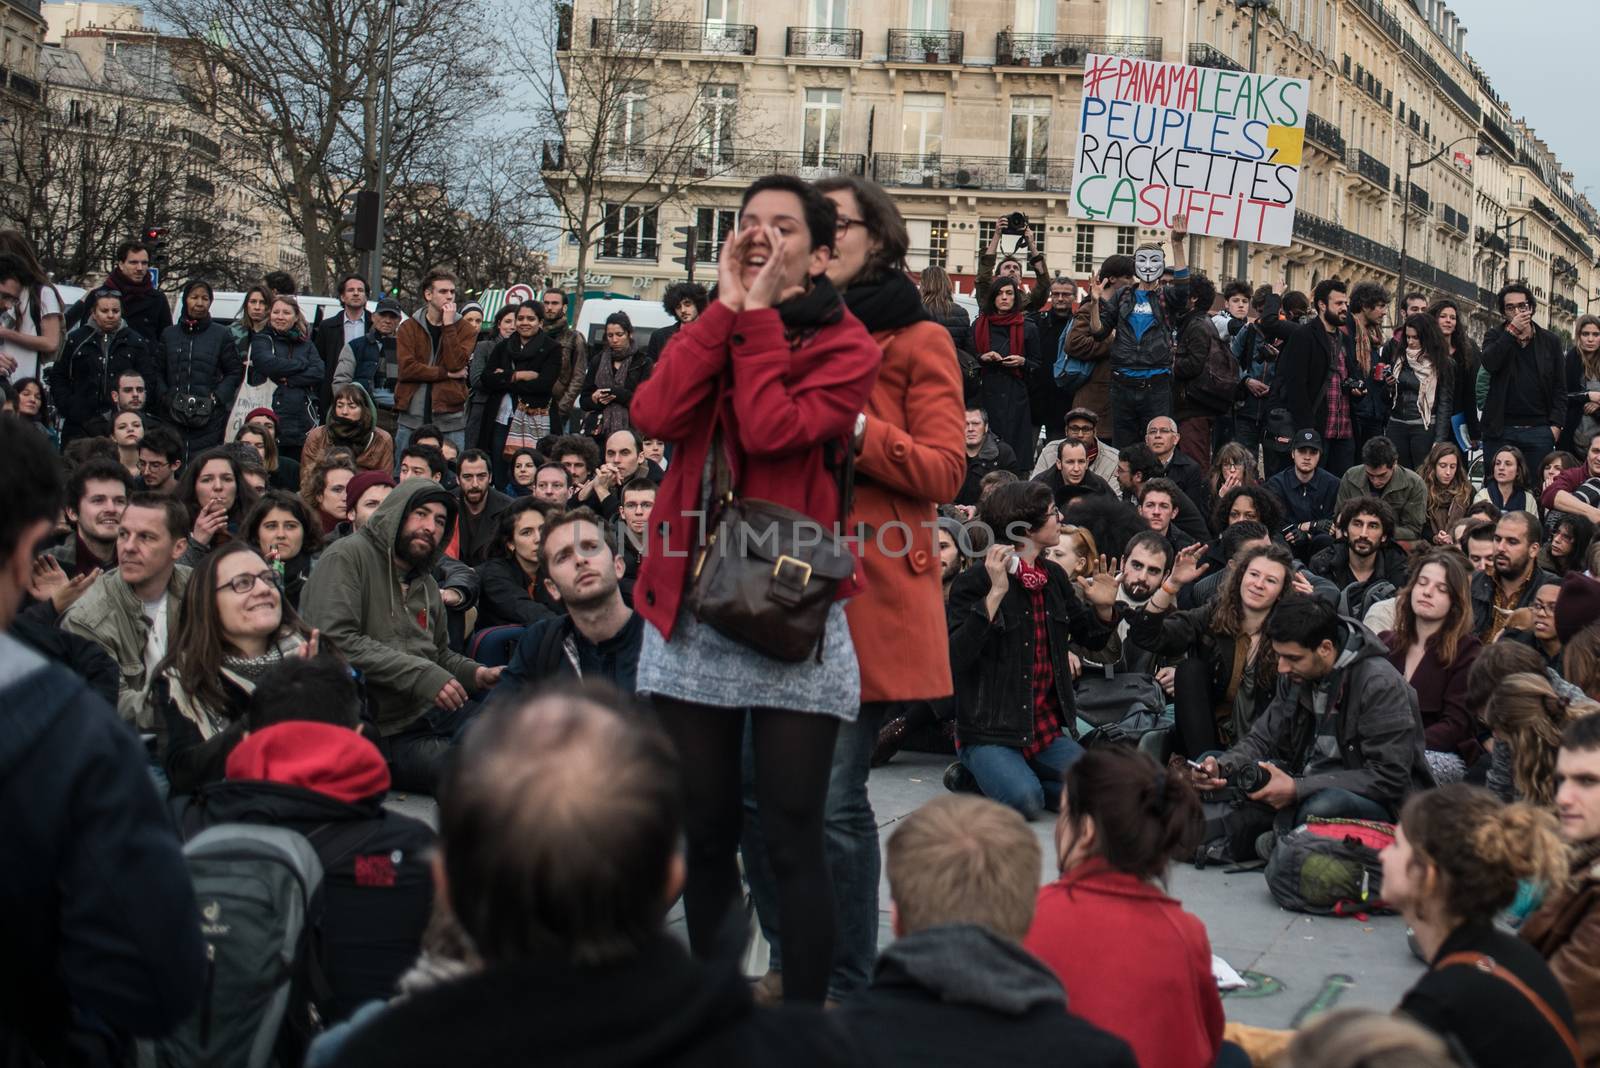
(207, 292, 375, 326)
(574, 297, 675, 351)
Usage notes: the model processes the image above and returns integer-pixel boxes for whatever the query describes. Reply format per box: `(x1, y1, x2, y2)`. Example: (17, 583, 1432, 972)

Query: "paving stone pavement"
(388, 748, 1424, 1029)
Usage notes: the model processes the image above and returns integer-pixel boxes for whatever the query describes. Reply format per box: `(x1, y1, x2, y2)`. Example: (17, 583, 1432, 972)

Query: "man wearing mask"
(1481, 283, 1564, 472)
(1271, 278, 1361, 475)
(542, 288, 588, 433)
(316, 273, 371, 415)
(158, 280, 241, 453)
(1470, 511, 1557, 642)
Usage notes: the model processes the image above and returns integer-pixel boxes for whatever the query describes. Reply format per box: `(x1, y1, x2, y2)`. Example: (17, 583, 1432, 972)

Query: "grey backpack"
(145, 824, 327, 1068)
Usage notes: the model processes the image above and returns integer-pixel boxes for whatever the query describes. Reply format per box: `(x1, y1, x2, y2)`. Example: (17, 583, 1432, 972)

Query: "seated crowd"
(7, 180, 1600, 1068)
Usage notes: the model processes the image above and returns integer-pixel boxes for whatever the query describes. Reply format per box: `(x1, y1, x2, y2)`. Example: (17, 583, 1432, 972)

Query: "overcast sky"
(1447, 0, 1597, 202)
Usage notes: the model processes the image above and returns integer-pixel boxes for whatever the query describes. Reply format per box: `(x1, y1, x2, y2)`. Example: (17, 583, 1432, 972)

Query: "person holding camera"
(976, 214, 1050, 313)
(1481, 282, 1565, 473)
(1267, 429, 1341, 561)
(1187, 596, 1434, 855)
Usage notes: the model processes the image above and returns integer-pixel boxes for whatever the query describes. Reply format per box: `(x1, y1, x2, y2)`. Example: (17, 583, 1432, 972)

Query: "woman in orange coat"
(743, 175, 966, 1002)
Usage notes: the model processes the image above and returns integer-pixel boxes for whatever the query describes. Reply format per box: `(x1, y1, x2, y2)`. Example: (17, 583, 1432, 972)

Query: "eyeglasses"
(835, 215, 867, 234)
(137, 459, 171, 471)
(1532, 600, 1557, 615)
(1503, 301, 1531, 312)
(217, 569, 280, 596)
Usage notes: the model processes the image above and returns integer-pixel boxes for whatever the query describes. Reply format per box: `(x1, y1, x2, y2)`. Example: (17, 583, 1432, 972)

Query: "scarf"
(103, 268, 154, 300)
(594, 345, 637, 440)
(1013, 554, 1048, 591)
(1408, 348, 1439, 429)
(1352, 321, 1378, 374)
(328, 413, 371, 448)
(840, 272, 930, 332)
(776, 274, 845, 339)
(974, 309, 1027, 378)
(181, 314, 212, 333)
(222, 644, 288, 682)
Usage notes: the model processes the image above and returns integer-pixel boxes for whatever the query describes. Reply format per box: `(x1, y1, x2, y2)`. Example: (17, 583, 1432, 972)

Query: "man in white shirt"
(315, 273, 372, 415)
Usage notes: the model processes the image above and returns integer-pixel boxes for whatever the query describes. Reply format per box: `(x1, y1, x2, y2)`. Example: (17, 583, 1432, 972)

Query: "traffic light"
(671, 225, 697, 282)
(143, 226, 169, 269)
(353, 190, 379, 251)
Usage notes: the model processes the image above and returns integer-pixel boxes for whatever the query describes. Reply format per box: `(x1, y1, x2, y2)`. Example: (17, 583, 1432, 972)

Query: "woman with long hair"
(302, 453, 358, 536)
(918, 263, 973, 386)
(504, 447, 540, 498)
(1129, 542, 1304, 756)
(1211, 483, 1282, 533)
(473, 497, 558, 631)
(230, 284, 273, 357)
(628, 174, 884, 1004)
(1381, 549, 1482, 783)
(973, 275, 1040, 463)
(1205, 442, 1259, 520)
(1025, 746, 1227, 1068)
(177, 446, 258, 563)
(1540, 513, 1594, 576)
(1486, 672, 1600, 805)
(9, 376, 57, 448)
(0, 229, 64, 382)
(577, 311, 651, 443)
(1383, 785, 1576, 1066)
(1428, 297, 1479, 446)
(248, 294, 324, 460)
(481, 301, 561, 478)
(1540, 450, 1580, 495)
(110, 409, 144, 477)
(243, 489, 323, 606)
(1475, 444, 1538, 516)
(1562, 623, 1600, 698)
(1421, 442, 1472, 546)
(153, 540, 321, 793)
(235, 412, 299, 491)
(1568, 314, 1600, 452)
(1382, 313, 1454, 469)
(298, 383, 393, 494)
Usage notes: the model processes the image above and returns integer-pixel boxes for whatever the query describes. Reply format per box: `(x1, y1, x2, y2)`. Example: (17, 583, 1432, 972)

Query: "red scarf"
(1014, 554, 1049, 591)
(103, 268, 154, 300)
(975, 310, 1027, 378)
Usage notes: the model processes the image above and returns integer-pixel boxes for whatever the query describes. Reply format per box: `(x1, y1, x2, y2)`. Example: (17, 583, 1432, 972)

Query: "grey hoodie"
(1221, 617, 1435, 815)
(301, 477, 481, 734)
(873, 924, 1066, 1016)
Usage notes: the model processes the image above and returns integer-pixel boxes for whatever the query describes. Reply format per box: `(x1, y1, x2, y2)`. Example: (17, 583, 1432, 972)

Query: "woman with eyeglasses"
(153, 540, 324, 793)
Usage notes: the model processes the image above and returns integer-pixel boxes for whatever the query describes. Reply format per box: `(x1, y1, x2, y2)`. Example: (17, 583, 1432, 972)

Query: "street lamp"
(1395, 135, 1489, 320)
(370, 0, 401, 295)
(1234, 0, 1270, 283)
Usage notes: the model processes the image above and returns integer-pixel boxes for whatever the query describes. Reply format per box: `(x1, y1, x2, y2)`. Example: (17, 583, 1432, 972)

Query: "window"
(698, 84, 736, 164)
(1075, 228, 1096, 274)
(981, 221, 1045, 256)
(802, 88, 843, 165)
(908, 0, 948, 30)
(1106, 0, 1147, 37)
(694, 207, 736, 260)
(614, 0, 650, 17)
(900, 93, 943, 158)
(704, 0, 734, 20)
(905, 219, 949, 267)
(1013, 0, 1055, 34)
(1008, 96, 1050, 177)
(1116, 226, 1136, 255)
(608, 83, 648, 167)
(600, 203, 659, 260)
(812, 0, 846, 27)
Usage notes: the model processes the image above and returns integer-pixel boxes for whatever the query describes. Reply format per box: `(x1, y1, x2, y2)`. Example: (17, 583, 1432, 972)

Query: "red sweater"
(1542, 463, 1595, 513)
(628, 299, 882, 640)
(1025, 858, 1223, 1068)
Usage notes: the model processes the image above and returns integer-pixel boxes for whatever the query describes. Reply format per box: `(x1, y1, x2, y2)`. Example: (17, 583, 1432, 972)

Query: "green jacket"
(1334, 462, 1429, 542)
(60, 565, 190, 729)
(300, 477, 480, 735)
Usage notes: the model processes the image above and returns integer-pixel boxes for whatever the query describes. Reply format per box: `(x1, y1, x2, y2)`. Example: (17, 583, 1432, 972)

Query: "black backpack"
(1183, 327, 1242, 414)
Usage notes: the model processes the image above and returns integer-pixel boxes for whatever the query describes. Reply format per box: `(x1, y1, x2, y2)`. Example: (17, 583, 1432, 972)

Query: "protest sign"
(1070, 53, 1311, 246)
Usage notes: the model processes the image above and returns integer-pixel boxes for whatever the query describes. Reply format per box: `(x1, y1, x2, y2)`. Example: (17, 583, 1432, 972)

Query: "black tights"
(655, 697, 840, 1003)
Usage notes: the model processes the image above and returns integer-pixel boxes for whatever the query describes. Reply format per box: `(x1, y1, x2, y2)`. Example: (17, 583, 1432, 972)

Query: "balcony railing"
(1293, 210, 1400, 273)
(588, 18, 757, 57)
(785, 26, 862, 59)
(887, 29, 963, 64)
(1408, 183, 1431, 214)
(1403, 256, 1476, 301)
(1348, 148, 1390, 189)
(870, 152, 1073, 194)
(542, 140, 865, 182)
(1552, 294, 1580, 317)
(1305, 112, 1345, 157)
(997, 32, 1161, 67)
(1476, 227, 1509, 256)
(1441, 206, 1469, 234)
(1186, 43, 1243, 72)
(1508, 235, 1531, 251)
(185, 174, 216, 197)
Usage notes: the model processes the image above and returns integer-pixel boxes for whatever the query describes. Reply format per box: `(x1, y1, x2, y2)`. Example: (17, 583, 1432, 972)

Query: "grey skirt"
(637, 602, 860, 720)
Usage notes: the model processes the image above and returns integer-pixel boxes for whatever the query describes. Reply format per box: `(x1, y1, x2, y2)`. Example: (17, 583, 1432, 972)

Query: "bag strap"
(1437, 952, 1581, 1067)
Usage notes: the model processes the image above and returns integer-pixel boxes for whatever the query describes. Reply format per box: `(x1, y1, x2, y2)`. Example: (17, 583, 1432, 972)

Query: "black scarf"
(841, 272, 931, 332)
(777, 275, 844, 336)
(181, 314, 212, 333)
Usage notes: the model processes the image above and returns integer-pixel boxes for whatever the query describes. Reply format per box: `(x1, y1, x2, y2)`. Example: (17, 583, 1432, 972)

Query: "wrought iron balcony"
(1408, 183, 1431, 214)
(588, 18, 757, 57)
(870, 153, 1073, 194)
(1186, 43, 1243, 72)
(888, 29, 963, 64)
(541, 141, 866, 182)
(1552, 294, 1580, 316)
(1292, 210, 1400, 273)
(1508, 235, 1531, 251)
(4, 70, 39, 101)
(785, 26, 863, 59)
(996, 32, 1161, 67)
(1305, 113, 1345, 157)
(1476, 228, 1509, 256)
(1348, 148, 1390, 189)
(1403, 256, 1476, 302)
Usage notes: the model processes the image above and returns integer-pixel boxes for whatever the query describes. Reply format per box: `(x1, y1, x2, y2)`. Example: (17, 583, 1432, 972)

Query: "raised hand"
(716, 228, 754, 313)
(1075, 553, 1121, 608)
(1168, 542, 1210, 587)
(745, 226, 804, 311)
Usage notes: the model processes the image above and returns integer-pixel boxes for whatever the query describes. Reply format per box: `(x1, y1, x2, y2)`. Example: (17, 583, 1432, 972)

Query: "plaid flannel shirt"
(1021, 572, 1066, 758)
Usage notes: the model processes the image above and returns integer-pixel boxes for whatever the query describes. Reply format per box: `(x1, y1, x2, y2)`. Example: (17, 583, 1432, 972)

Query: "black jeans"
(379, 701, 481, 794)
(1384, 422, 1436, 471)
(1486, 424, 1558, 479)
(1110, 374, 1173, 448)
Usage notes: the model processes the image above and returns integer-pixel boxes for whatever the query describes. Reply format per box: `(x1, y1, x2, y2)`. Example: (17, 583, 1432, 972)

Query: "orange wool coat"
(845, 318, 967, 704)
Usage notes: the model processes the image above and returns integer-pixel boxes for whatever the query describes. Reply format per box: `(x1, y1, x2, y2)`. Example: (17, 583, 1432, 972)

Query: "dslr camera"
(1222, 759, 1282, 798)
(1002, 211, 1030, 236)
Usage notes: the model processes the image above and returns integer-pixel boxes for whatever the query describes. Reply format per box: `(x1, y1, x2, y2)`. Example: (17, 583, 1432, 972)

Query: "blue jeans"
(961, 734, 1086, 821)
(1486, 425, 1558, 483)
(743, 703, 886, 1001)
(1294, 786, 1392, 825)
(1110, 374, 1173, 449)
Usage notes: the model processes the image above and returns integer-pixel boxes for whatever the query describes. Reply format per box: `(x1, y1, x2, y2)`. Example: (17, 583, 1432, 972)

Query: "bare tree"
(512, 0, 780, 314)
(149, 0, 501, 295)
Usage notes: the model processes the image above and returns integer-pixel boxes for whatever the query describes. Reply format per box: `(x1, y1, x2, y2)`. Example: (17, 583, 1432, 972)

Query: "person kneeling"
(837, 793, 1134, 1068)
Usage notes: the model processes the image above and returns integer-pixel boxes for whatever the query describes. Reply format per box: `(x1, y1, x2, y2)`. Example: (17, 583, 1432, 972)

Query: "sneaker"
(1255, 830, 1277, 863)
(943, 761, 977, 794)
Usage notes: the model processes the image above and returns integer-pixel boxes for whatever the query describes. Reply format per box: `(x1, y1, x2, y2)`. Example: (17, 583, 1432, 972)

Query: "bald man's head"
(437, 685, 681, 965)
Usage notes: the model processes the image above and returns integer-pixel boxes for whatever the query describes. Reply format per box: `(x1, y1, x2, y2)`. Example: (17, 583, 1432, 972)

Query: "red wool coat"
(629, 299, 883, 640)
(845, 319, 966, 703)
(1025, 858, 1224, 1068)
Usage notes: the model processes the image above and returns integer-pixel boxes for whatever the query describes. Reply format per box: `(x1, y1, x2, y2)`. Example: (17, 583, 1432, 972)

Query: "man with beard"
(646, 281, 707, 361)
(542, 288, 589, 433)
(42, 458, 130, 579)
(301, 478, 502, 792)
(936, 516, 967, 603)
(1082, 530, 1178, 684)
(499, 508, 643, 694)
(1271, 278, 1361, 475)
(1309, 497, 1409, 611)
(1032, 439, 1113, 510)
(136, 425, 185, 495)
(1470, 511, 1557, 643)
(1345, 282, 1391, 450)
(453, 449, 511, 566)
(1333, 435, 1427, 542)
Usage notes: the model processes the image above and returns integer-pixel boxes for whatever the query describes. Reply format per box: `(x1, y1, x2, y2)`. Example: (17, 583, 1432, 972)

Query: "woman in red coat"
(629, 174, 882, 1004)
(1025, 746, 1237, 1068)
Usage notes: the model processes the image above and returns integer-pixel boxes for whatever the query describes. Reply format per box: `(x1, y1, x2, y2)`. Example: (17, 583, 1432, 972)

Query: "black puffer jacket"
(249, 326, 325, 447)
(48, 322, 159, 441)
(160, 281, 244, 449)
(477, 331, 563, 451)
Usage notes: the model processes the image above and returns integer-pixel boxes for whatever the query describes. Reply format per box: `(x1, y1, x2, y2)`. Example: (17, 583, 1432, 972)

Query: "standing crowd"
(4, 172, 1600, 1068)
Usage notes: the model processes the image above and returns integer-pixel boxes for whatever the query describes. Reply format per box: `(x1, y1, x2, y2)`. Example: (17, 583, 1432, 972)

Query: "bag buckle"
(770, 555, 812, 605)
(772, 555, 812, 586)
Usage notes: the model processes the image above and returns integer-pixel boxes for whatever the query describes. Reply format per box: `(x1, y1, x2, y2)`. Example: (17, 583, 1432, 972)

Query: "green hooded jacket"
(300, 477, 480, 734)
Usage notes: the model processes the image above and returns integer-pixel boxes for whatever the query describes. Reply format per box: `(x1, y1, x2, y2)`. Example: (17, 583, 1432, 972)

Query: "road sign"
(506, 282, 535, 305)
